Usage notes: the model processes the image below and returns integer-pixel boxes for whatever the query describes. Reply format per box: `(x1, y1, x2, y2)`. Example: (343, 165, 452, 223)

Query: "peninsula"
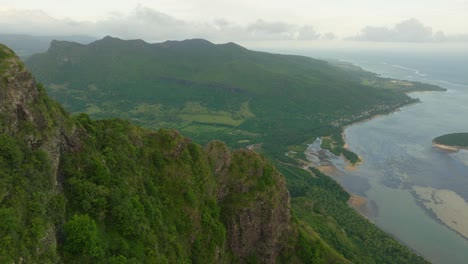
(433, 133, 468, 151)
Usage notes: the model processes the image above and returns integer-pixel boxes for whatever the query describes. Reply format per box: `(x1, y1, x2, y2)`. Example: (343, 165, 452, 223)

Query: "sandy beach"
(316, 165, 339, 175)
(432, 142, 460, 152)
(348, 194, 367, 207)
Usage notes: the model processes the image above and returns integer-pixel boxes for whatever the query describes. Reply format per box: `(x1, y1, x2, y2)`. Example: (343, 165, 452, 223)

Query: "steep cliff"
(0, 44, 83, 262)
(0, 44, 82, 178)
(207, 141, 291, 262)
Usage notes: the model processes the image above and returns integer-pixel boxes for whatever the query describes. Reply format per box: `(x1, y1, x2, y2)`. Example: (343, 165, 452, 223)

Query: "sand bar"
(414, 186, 468, 239)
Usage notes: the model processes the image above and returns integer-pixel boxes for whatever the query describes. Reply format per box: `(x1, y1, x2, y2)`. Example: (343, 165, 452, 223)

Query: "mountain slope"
(1, 43, 347, 263)
(26, 36, 442, 162)
(1, 43, 430, 263)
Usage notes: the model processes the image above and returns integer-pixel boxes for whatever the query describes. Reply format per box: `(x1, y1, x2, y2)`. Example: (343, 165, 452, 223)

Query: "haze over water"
(300, 50, 468, 264)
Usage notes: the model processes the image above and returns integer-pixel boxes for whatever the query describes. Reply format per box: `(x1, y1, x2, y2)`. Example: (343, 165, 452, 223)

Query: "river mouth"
(304, 58, 468, 264)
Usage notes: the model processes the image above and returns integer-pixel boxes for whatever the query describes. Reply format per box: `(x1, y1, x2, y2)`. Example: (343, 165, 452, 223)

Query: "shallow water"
(304, 53, 468, 264)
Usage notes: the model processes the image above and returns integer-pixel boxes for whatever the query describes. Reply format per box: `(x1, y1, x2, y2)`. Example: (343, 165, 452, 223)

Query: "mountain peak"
(102, 35, 119, 41)
(90, 35, 122, 45)
(48, 39, 85, 51)
(158, 38, 215, 49)
(218, 42, 247, 50)
(88, 36, 149, 49)
(0, 44, 19, 74)
(182, 38, 214, 45)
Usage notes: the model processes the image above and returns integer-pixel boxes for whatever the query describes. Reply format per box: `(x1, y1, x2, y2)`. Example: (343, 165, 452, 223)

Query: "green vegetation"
(0, 46, 15, 74)
(26, 37, 442, 165)
(1, 43, 432, 263)
(433, 133, 468, 148)
(60, 119, 230, 263)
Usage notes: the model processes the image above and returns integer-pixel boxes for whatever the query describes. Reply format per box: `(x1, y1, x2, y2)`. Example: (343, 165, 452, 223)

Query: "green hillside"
(0, 43, 430, 263)
(26, 36, 443, 163)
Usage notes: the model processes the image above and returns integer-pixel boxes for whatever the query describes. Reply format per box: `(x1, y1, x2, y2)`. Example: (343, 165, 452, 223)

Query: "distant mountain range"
(0, 34, 96, 58)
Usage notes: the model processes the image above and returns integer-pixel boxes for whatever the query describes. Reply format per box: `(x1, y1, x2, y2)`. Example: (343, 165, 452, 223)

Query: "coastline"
(337, 88, 443, 168)
(303, 97, 427, 206)
(341, 131, 363, 171)
(314, 82, 437, 171)
(341, 99, 420, 133)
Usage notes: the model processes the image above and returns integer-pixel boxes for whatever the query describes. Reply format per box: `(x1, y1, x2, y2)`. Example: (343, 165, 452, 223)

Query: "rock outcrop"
(207, 141, 291, 263)
(0, 44, 82, 187)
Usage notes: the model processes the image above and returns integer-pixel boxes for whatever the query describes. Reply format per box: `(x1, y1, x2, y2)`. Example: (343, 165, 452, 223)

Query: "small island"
(433, 133, 468, 151)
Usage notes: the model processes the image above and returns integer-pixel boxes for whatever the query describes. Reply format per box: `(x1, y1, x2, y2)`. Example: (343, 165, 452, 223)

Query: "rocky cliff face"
(207, 141, 291, 263)
(1, 44, 85, 262)
(0, 44, 82, 186)
(0, 45, 39, 133)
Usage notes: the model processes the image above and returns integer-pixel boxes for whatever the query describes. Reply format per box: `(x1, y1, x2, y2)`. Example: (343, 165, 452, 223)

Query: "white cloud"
(1, 8, 466, 44)
(351, 18, 468, 42)
(297, 26, 321, 40)
(352, 19, 432, 42)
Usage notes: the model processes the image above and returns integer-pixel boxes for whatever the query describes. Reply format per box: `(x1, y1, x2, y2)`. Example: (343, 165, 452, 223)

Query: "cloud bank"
(0, 6, 331, 42)
(351, 18, 468, 42)
(0, 7, 466, 43)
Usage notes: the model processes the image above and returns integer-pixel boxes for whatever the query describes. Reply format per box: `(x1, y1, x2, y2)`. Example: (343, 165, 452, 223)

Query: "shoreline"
(338, 101, 415, 168)
(431, 142, 460, 152)
(341, 99, 420, 133)
(337, 89, 442, 169)
(315, 85, 434, 171)
(341, 131, 363, 171)
(432, 141, 468, 152)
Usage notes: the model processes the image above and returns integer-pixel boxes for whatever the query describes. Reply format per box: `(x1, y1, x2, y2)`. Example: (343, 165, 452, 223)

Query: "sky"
(0, 0, 467, 47)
